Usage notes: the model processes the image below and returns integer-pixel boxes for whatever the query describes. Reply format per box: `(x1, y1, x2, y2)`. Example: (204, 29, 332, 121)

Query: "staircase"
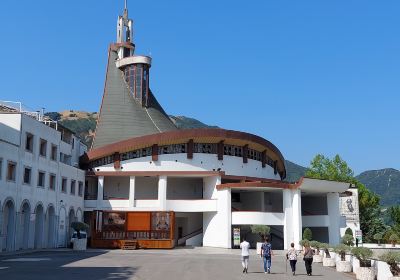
(119, 240, 138, 250)
(177, 228, 203, 246)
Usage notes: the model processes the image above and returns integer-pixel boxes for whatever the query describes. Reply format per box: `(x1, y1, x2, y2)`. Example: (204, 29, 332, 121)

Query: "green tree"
(388, 206, 400, 228)
(345, 228, 353, 236)
(305, 154, 354, 182)
(303, 228, 312, 241)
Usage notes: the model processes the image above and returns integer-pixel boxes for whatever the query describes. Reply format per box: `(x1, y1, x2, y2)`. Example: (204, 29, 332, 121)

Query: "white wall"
(0, 114, 85, 251)
(97, 153, 281, 181)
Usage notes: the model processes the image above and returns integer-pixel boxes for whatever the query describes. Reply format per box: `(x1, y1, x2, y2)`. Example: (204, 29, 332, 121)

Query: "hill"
(284, 160, 307, 182)
(356, 168, 400, 206)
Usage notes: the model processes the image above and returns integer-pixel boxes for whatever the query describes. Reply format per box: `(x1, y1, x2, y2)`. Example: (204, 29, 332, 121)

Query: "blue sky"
(0, 1, 399, 174)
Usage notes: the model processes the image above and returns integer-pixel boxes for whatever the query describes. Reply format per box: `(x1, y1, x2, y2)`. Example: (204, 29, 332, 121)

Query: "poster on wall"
(355, 230, 363, 244)
(339, 189, 360, 226)
(103, 212, 126, 231)
(233, 228, 241, 246)
(151, 212, 170, 231)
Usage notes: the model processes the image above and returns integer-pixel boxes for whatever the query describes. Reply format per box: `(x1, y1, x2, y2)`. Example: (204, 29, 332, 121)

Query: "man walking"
(261, 237, 273, 274)
(240, 238, 250, 273)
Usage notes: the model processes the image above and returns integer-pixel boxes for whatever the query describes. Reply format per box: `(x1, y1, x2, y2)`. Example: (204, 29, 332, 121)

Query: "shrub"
(379, 251, 400, 276)
(310, 241, 321, 254)
(389, 233, 399, 246)
(373, 233, 383, 245)
(319, 243, 331, 258)
(341, 234, 354, 246)
(345, 228, 354, 236)
(303, 228, 312, 241)
(351, 247, 373, 267)
(71, 222, 89, 239)
(334, 244, 350, 261)
(250, 225, 270, 241)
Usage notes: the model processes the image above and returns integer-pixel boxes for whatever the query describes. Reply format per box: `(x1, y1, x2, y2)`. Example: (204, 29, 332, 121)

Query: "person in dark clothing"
(303, 242, 314, 276)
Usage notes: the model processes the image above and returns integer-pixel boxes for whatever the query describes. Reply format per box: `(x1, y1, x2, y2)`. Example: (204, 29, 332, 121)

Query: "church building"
(82, 2, 355, 250)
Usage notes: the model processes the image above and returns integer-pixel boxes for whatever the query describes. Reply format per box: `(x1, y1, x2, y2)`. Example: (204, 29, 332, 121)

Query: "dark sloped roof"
(91, 47, 177, 149)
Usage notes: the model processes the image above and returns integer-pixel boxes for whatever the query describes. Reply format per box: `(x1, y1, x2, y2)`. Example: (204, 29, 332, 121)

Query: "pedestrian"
(303, 241, 314, 276)
(261, 237, 273, 274)
(286, 242, 298, 276)
(240, 238, 250, 273)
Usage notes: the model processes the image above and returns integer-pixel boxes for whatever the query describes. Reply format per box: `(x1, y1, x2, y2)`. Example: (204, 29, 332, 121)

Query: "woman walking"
(286, 242, 298, 275)
(303, 241, 314, 276)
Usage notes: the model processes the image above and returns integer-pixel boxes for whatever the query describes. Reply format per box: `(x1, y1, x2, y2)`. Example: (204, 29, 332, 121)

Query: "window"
(39, 139, 47, 157)
(51, 145, 57, 161)
(78, 181, 83, 196)
(23, 167, 31, 185)
(25, 133, 34, 152)
(7, 161, 16, 182)
(70, 180, 76, 195)
(49, 174, 56, 190)
(61, 178, 67, 193)
(37, 171, 45, 187)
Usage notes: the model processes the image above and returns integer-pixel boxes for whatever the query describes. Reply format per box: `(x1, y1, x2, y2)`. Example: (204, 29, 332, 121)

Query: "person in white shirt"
(240, 238, 250, 273)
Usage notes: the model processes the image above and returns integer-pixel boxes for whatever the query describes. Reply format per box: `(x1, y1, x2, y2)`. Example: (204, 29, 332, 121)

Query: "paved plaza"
(0, 248, 354, 280)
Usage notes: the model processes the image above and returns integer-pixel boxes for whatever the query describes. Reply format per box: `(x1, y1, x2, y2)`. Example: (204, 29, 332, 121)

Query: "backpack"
(262, 243, 271, 257)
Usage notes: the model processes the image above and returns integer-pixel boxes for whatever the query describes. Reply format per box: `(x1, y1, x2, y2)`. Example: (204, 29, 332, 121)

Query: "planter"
(323, 258, 336, 267)
(73, 238, 87, 251)
(313, 254, 323, 263)
(356, 267, 375, 280)
(336, 261, 352, 272)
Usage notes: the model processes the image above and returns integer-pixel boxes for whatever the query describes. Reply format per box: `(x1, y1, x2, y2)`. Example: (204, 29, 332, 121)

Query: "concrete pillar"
(97, 176, 104, 208)
(158, 176, 167, 210)
(203, 176, 232, 248)
(327, 193, 340, 245)
(283, 189, 293, 250)
(292, 189, 302, 250)
(129, 176, 136, 207)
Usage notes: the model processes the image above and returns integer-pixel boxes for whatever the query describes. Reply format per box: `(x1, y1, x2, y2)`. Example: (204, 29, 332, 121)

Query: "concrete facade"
(0, 113, 86, 252)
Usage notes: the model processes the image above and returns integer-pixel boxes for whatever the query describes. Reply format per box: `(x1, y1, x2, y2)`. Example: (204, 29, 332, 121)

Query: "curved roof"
(87, 128, 286, 177)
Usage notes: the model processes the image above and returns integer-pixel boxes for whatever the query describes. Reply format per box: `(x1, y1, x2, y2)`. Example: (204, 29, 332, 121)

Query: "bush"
(303, 228, 312, 241)
(250, 225, 270, 241)
(379, 251, 400, 276)
(389, 233, 399, 245)
(373, 233, 383, 245)
(345, 228, 354, 236)
(71, 222, 89, 239)
(310, 241, 321, 254)
(351, 247, 373, 267)
(341, 234, 354, 246)
(319, 243, 331, 258)
(334, 244, 350, 261)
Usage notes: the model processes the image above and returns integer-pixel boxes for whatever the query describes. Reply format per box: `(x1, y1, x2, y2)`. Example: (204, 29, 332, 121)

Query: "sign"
(233, 228, 240, 246)
(355, 230, 363, 244)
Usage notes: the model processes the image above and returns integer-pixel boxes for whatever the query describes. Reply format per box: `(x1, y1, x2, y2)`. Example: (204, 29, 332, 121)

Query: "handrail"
(177, 228, 203, 246)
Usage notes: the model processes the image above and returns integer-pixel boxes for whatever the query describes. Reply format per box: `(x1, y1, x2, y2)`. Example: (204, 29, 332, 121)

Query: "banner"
(233, 228, 241, 246)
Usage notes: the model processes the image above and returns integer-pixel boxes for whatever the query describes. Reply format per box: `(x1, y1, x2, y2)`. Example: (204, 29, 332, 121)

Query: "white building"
(0, 103, 86, 252)
(82, 3, 355, 250)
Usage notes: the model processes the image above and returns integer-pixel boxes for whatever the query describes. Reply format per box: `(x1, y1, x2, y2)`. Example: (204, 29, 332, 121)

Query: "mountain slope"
(284, 160, 307, 182)
(356, 168, 400, 206)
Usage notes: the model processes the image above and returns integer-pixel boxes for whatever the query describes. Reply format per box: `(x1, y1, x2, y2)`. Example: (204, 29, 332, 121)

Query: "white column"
(292, 189, 302, 250)
(327, 193, 340, 245)
(158, 176, 167, 210)
(283, 189, 293, 250)
(97, 176, 104, 208)
(129, 176, 136, 208)
(203, 176, 232, 248)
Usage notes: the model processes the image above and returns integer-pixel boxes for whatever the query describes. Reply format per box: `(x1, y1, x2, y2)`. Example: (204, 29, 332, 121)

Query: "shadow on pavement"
(0, 250, 137, 280)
